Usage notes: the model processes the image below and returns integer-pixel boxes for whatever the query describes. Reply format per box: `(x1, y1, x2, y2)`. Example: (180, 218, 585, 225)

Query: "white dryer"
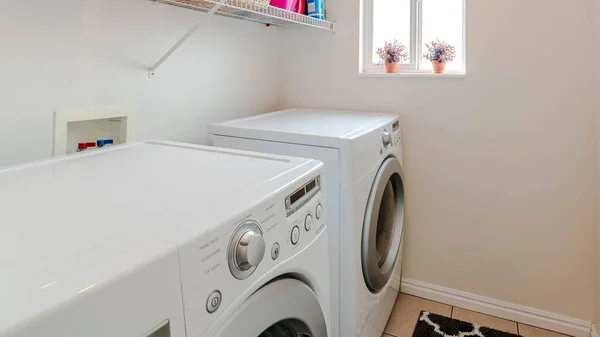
(209, 109, 405, 337)
(0, 141, 331, 337)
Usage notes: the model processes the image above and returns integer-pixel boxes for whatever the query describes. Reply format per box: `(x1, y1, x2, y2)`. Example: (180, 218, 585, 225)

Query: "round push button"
(271, 242, 280, 260)
(305, 214, 313, 231)
(291, 226, 300, 245)
(316, 204, 323, 220)
(206, 290, 222, 314)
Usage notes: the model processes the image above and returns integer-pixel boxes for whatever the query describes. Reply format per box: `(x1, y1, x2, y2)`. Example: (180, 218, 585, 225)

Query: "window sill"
(358, 71, 467, 79)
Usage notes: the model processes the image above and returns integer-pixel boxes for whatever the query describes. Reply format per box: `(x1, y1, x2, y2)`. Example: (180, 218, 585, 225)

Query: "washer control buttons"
(206, 290, 222, 313)
(316, 203, 323, 220)
(271, 242, 280, 260)
(304, 214, 313, 231)
(291, 226, 300, 245)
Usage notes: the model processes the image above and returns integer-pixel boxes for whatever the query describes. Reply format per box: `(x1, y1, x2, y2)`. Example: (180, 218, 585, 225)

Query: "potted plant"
(423, 39, 456, 73)
(377, 39, 408, 73)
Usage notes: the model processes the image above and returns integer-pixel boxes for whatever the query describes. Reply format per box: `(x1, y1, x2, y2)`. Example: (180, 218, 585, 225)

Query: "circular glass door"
(217, 278, 327, 337)
(259, 319, 311, 337)
(361, 157, 405, 293)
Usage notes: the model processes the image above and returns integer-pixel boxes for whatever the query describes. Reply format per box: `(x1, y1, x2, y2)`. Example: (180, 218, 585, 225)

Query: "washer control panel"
(180, 171, 326, 337)
(285, 176, 321, 217)
(391, 119, 401, 147)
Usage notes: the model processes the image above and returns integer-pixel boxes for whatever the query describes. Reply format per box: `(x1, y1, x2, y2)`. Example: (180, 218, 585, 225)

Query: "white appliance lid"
(209, 109, 399, 148)
(0, 141, 319, 298)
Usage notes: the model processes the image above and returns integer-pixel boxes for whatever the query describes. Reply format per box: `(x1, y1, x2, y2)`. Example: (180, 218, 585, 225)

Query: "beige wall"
(592, 0, 600, 329)
(279, 0, 596, 319)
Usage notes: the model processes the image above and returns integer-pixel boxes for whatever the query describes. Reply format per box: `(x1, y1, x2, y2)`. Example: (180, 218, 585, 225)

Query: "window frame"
(361, 0, 467, 74)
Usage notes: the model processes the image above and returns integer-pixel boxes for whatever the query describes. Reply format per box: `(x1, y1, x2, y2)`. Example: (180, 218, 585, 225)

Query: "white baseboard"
(591, 323, 598, 337)
(401, 278, 592, 337)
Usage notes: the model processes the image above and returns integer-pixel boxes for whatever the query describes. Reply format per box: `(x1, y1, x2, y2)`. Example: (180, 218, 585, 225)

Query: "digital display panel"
(306, 179, 317, 193)
(290, 187, 306, 205)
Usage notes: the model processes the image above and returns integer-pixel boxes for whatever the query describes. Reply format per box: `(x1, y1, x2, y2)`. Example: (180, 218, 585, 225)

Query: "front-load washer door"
(217, 278, 327, 337)
(361, 156, 405, 293)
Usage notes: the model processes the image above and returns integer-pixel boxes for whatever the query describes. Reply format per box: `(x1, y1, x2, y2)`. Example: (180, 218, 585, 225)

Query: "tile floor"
(383, 294, 572, 337)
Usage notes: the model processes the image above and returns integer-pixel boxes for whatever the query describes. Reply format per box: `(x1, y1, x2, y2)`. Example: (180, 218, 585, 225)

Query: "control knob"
(382, 130, 391, 147)
(228, 221, 265, 279)
(235, 230, 266, 270)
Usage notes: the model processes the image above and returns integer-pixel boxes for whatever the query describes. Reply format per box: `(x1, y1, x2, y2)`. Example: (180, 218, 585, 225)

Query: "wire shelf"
(151, 0, 335, 31)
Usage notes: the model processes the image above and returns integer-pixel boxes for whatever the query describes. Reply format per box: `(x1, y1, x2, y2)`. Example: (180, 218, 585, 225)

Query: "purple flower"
(423, 39, 456, 63)
(377, 39, 409, 64)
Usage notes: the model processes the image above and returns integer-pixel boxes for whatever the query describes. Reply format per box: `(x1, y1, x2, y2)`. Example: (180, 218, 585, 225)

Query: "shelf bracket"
(148, 0, 226, 78)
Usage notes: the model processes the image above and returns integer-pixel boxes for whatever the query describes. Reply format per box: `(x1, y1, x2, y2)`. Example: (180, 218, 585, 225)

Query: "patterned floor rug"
(412, 311, 521, 337)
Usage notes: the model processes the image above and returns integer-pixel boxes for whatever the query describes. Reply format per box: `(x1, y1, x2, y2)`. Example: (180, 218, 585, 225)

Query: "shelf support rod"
(149, 0, 226, 78)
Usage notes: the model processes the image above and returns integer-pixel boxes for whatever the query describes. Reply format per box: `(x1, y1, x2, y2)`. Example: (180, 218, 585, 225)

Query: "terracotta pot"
(385, 61, 399, 74)
(432, 61, 446, 74)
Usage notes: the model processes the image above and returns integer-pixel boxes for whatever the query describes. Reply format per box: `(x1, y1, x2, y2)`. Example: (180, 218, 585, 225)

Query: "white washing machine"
(0, 141, 331, 337)
(209, 109, 405, 337)
(144, 141, 331, 337)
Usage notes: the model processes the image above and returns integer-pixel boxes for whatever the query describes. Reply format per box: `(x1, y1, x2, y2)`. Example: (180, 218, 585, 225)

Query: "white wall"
(279, 0, 597, 320)
(0, 0, 280, 167)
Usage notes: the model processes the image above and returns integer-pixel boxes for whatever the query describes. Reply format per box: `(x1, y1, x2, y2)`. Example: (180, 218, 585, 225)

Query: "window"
(362, 0, 466, 74)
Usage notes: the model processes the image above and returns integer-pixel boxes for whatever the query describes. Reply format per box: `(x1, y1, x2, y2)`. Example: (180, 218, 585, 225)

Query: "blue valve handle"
(96, 139, 115, 147)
